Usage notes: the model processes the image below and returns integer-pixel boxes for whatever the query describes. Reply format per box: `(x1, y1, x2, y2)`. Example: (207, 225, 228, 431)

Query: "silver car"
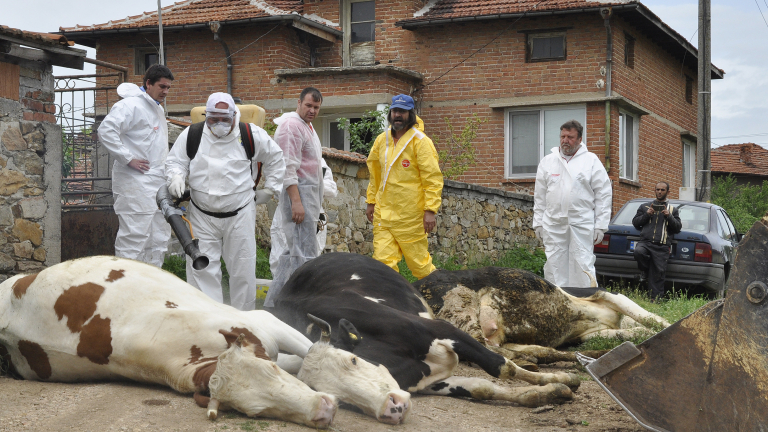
(594, 199, 741, 297)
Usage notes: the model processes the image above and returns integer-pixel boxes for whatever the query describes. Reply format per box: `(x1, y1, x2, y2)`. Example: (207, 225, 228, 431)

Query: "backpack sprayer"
(156, 184, 209, 270)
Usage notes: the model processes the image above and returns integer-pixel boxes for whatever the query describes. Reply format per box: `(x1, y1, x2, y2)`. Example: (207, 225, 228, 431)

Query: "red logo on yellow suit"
(401, 159, 411, 168)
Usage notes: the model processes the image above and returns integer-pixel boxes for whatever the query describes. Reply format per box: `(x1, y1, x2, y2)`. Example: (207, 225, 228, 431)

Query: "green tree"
(336, 107, 388, 155)
(711, 174, 768, 233)
(435, 114, 485, 180)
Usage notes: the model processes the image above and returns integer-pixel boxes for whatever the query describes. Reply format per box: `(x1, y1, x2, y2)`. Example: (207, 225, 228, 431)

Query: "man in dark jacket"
(632, 182, 683, 300)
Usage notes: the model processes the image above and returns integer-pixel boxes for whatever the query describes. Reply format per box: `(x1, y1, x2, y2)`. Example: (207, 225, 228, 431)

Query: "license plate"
(629, 241, 636, 252)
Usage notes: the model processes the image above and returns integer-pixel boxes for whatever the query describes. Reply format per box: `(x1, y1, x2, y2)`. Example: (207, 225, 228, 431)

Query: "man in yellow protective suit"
(366, 94, 444, 279)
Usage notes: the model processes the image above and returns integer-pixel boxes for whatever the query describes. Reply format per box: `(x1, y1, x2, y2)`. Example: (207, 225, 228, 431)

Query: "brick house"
(59, 0, 723, 213)
(711, 143, 768, 187)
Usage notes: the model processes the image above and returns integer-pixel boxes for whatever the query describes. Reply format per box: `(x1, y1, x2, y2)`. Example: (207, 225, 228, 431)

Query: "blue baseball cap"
(390, 94, 414, 111)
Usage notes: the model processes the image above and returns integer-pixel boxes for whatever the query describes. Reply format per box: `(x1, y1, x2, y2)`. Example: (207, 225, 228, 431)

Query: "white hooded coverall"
(98, 83, 171, 267)
(533, 145, 612, 287)
(165, 107, 285, 311)
(269, 158, 338, 276)
(264, 112, 324, 308)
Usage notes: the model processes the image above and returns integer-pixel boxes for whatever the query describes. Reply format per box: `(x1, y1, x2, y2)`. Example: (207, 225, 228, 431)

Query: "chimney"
(739, 144, 755, 166)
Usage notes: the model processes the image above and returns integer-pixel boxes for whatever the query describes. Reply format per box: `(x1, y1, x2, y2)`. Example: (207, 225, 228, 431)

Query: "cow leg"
(418, 376, 572, 407)
(582, 327, 655, 341)
(494, 344, 609, 365)
(591, 292, 670, 329)
(499, 359, 581, 391)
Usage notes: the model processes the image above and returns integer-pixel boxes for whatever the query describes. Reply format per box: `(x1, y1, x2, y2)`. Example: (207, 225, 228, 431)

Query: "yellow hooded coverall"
(366, 117, 443, 279)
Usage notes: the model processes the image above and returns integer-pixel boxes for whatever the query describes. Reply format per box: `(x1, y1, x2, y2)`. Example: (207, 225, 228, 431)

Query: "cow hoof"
(518, 383, 573, 408)
(560, 372, 581, 391)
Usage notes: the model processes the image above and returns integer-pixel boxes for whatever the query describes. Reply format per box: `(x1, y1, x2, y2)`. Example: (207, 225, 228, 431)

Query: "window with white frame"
(504, 106, 586, 177)
(682, 139, 696, 187)
(320, 115, 372, 152)
(619, 111, 639, 181)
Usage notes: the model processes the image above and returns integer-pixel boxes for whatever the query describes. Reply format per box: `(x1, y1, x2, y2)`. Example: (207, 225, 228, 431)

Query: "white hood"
(116, 83, 144, 99)
(273, 111, 302, 126)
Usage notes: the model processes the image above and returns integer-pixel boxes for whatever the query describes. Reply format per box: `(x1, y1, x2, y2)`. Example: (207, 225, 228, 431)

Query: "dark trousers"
(634, 241, 670, 299)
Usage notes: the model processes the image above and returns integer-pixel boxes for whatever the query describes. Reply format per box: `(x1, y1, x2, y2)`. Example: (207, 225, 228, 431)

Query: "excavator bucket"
(578, 216, 768, 432)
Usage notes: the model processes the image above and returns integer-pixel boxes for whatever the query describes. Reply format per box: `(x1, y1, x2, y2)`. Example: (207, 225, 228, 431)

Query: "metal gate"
(55, 60, 126, 260)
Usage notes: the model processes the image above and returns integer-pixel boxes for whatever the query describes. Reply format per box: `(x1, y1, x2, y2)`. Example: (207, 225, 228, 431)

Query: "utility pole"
(696, 0, 711, 202)
(158, 0, 165, 66)
(158, 0, 166, 113)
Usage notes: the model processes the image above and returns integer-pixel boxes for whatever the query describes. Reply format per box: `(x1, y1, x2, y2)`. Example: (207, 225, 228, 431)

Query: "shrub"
(711, 174, 768, 233)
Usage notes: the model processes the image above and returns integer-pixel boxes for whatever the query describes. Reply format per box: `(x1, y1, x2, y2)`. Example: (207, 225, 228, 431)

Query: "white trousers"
(185, 200, 257, 311)
(114, 199, 170, 268)
(542, 224, 596, 288)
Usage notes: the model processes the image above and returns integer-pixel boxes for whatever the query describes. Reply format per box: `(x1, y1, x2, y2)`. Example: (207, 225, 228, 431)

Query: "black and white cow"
(0, 256, 410, 427)
(270, 253, 580, 408)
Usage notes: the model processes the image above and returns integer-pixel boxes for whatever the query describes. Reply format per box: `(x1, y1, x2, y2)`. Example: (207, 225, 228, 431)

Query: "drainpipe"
(601, 8, 613, 173)
(210, 21, 234, 97)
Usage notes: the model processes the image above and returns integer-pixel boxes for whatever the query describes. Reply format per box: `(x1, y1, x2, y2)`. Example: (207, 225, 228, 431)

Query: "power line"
(712, 132, 768, 140)
(755, 0, 768, 28)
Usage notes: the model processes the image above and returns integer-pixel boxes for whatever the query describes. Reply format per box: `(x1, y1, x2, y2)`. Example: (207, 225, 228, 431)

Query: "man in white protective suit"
(263, 87, 325, 308)
(165, 93, 285, 311)
(533, 119, 612, 287)
(98, 64, 174, 267)
(269, 157, 338, 277)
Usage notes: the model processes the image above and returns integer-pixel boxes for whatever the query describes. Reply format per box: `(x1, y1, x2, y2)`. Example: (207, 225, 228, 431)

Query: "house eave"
(275, 65, 424, 83)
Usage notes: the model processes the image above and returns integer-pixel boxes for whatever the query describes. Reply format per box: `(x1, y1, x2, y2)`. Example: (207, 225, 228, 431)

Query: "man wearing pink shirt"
(265, 87, 325, 307)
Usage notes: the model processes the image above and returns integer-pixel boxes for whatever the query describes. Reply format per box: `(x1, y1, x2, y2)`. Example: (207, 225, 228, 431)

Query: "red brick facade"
(68, 0, 713, 215)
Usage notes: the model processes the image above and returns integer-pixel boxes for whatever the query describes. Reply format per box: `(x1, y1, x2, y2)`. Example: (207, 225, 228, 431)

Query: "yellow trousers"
(372, 219, 435, 279)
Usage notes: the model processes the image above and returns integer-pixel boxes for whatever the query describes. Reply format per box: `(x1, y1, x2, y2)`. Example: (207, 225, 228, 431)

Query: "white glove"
(169, 175, 185, 199)
(534, 227, 544, 241)
(593, 229, 606, 245)
(254, 189, 273, 205)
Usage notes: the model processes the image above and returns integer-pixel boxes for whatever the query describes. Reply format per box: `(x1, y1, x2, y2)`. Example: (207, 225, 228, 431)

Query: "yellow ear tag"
(348, 333, 359, 341)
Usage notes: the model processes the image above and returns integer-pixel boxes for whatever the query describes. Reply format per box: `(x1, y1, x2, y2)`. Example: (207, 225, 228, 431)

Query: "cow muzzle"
(377, 392, 411, 425)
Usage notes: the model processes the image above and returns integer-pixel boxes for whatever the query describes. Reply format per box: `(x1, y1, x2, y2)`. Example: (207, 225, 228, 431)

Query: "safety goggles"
(205, 114, 234, 125)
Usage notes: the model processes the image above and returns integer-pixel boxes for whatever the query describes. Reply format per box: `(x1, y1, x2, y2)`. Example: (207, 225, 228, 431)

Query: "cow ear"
(338, 319, 362, 347)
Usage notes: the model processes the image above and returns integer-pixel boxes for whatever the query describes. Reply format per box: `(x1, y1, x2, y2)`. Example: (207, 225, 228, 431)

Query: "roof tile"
(60, 0, 305, 32)
(408, 0, 631, 23)
(712, 143, 768, 177)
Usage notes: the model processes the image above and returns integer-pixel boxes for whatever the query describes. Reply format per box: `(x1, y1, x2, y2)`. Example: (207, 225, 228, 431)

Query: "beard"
(392, 121, 406, 131)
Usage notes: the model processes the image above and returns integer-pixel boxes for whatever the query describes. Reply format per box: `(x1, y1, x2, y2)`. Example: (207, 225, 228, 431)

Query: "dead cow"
(0, 256, 410, 427)
(414, 266, 670, 363)
(271, 252, 581, 408)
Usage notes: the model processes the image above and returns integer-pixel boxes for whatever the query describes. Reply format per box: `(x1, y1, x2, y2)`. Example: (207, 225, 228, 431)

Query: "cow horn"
(307, 313, 332, 343)
(207, 398, 220, 420)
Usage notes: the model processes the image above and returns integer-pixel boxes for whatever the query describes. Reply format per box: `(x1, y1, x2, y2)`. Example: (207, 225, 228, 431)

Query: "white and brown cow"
(0, 256, 410, 427)
(270, 253, 580, 407)
(415, 266, 670, 363)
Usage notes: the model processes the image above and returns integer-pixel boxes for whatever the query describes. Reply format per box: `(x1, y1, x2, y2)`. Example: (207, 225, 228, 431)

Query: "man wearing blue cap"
(366, 94, 444, 279)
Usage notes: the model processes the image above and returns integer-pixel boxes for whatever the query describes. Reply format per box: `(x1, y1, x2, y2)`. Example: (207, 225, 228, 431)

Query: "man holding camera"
(632, 182, 682, 301)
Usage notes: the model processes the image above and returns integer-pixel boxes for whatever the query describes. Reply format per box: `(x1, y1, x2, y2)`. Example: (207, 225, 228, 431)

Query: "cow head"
(298, 316, 411, 425)
(207, 334, 337, 428)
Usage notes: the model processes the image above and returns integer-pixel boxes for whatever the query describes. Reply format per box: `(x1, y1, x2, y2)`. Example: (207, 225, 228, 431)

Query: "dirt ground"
(0, 362, 644, 432)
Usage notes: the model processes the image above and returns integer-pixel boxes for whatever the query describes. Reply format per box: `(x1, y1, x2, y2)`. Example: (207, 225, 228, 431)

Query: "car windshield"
(612, 202, 710, 233)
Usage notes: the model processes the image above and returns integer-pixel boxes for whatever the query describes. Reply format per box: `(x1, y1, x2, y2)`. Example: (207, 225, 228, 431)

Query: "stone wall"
(255, 152, 538, 265)
(0, 61, 62, 281)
